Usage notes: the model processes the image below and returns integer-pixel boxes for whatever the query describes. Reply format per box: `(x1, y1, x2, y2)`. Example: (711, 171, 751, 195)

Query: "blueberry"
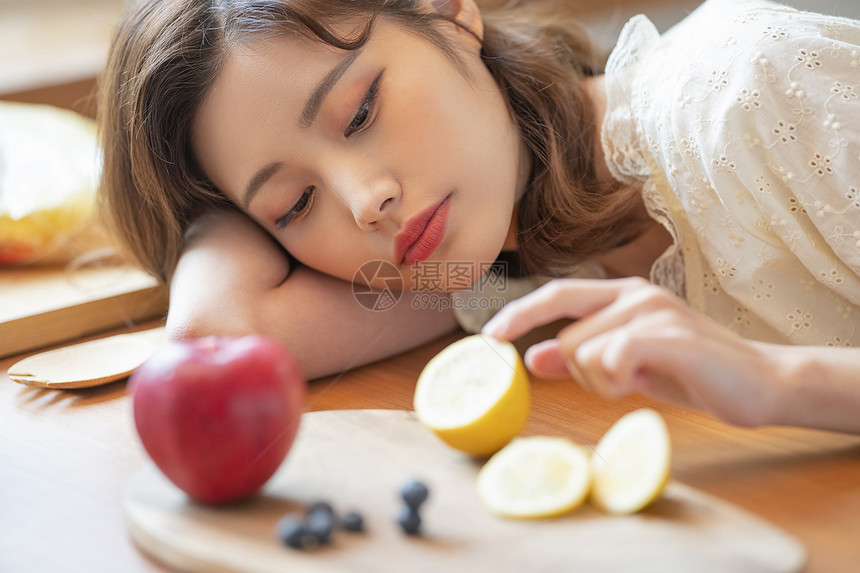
(276, 514, 308, 549)
(400, 480, 429, 509)
(340, 511, 365, 532)
(306, 501, 334, 517)
(306, 509, 334, 545)
(397, 505, 422, 535)
(299, 532, 320, 551)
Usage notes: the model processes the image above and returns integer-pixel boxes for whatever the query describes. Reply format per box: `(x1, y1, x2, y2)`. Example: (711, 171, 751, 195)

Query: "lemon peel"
(413, 334, 530, 457)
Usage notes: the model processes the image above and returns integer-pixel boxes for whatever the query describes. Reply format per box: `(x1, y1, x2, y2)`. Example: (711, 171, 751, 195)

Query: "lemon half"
(413, 334, 530, 457)
(590, 408, 671, 515)
(477, 436, 591, 518)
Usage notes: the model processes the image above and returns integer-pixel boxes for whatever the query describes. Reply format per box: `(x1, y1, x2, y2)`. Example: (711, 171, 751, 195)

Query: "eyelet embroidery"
(601, 2, 860, 346)
(737, 88, 762, 110)
(796, 49, 823, 70)
(763, 25, 789, 40)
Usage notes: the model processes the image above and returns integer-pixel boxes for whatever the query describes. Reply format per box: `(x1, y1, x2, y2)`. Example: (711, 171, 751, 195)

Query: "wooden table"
(2, 321, 860, 573)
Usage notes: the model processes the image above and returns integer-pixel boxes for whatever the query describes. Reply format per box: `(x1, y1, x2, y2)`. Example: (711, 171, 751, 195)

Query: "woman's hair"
(98, 0, 641, 283)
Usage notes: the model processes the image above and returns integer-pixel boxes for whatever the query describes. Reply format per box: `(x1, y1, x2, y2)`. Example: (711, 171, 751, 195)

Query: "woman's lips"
(395, 195, 451, 265)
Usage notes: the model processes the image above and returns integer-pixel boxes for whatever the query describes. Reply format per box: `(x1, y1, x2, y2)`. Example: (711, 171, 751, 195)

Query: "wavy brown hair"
(98, 0, 641, 283)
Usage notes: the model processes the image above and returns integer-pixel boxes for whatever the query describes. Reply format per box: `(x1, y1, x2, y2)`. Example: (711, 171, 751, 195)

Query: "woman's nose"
(349, 174, 401, 231)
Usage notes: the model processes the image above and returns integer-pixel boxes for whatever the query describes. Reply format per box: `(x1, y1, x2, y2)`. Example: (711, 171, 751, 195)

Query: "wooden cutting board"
(0, 264, 167, 358)
(124, 409, 806, 573)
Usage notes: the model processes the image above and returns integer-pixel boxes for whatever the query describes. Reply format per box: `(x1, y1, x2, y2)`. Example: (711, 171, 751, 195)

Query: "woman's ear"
(428, 0, 483, 46)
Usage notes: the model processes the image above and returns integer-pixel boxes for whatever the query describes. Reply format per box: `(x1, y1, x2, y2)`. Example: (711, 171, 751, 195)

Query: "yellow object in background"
(0, 101, 110, 265)
(413, 334, 531, 457)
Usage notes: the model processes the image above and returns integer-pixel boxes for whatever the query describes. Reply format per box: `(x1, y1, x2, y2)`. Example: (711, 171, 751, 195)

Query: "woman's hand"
(482, 277, 787, 427)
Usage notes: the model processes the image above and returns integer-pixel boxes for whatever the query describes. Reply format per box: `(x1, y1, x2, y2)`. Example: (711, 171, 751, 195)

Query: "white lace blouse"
(453, 0, 860, 345)
(602, 0, 860, 346)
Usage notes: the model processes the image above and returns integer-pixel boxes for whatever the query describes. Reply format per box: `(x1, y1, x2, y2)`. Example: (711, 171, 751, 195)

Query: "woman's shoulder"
(615, 0, 860, 154)
(672, 1, 860, 165)
(600, 0, 803, 183)
(602, 0, 859, 186)
(609, 0, 859, 97)
(678, 0, 860, 88)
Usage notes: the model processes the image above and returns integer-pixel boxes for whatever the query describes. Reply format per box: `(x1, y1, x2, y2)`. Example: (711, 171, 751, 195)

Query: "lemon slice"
(413, 334, 530, 457)
(590, 408, 671, 515)
(477, 436, 591, 518)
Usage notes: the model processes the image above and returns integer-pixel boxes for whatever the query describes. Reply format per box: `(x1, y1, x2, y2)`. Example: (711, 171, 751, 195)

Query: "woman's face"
(192, 16, 530, 292)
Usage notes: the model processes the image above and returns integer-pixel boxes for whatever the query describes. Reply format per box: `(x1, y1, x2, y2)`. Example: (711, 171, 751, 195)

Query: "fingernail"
(481, 317, 505, 338)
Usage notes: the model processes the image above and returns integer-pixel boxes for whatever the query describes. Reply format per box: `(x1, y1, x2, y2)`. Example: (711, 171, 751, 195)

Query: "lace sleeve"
(601, 15, 661, 186)
(643, 0, 860, 345)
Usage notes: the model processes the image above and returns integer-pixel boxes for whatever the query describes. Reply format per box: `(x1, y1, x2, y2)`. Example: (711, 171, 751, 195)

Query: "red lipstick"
(394, 194, 451, 265)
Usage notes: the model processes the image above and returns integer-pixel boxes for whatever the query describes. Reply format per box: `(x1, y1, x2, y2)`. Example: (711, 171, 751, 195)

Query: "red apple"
(129, 335, 306, 505)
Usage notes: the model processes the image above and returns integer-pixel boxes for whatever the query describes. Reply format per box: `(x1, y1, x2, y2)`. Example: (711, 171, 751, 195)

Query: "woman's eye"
(344, 72, 382, 137)
(350, 105, 370, 133)
(275, 186, 315, 230)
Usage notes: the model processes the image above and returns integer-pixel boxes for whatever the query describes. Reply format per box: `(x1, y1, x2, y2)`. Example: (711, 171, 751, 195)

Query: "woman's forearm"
(252, 266, 459, 380)
(767, 343, 860, 434)
(166, 211, 458, 380)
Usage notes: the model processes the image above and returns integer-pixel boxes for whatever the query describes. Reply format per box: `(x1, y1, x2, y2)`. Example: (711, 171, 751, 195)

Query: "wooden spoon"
(7, 327, 165, 389)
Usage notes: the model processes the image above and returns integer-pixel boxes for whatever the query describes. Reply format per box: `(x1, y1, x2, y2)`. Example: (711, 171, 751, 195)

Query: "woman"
(98, 0, 860, 432)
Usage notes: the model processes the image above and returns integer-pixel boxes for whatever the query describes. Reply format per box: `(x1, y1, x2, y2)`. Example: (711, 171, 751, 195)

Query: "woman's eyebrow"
(243, 160, 284, 209)
(299, 49, 362, 129)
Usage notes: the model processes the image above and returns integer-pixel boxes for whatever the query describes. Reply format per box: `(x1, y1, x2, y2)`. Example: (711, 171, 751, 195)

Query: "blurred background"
(0, 0, 124, 115)
(1, 0, 859, 116)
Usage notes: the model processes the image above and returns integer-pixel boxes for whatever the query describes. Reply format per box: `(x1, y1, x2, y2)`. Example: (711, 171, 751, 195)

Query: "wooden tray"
(124, 409, 806, 573)
(0, 264, 167, 358)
